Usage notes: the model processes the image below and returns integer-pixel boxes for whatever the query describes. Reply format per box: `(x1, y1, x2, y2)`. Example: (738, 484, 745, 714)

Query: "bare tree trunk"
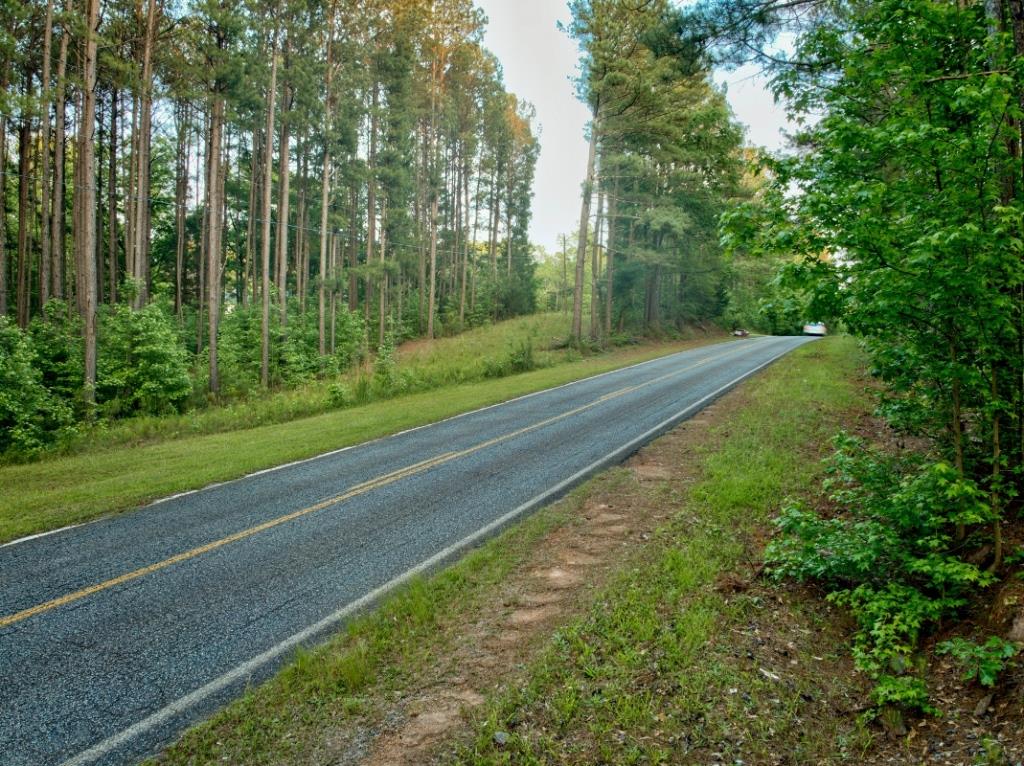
(367, 83, 379, 343)
(260, 37, 279, 388)
(275, 83, 292, 325)
(427, 61, 439, 339)
(196, 110, 207, 356)
(561, 234, 568, 314)
(417, 121, 427, 332)
(590, 185, 604, 340)
(78, 0, 100, 403)
(130, 0, 157, 308)
(16, 98, 31, 328)
(348, 186, 357, 312)
(572, 115, 598, 343)
(505, 158, 513, 280)
(39, 0, 54, 309)
(96, 101, 105, 306)
(318, 9, 334, 355)
(487, 164, 498, 279)
(174, 102, 187, 316)
(207, 94, 225, 395)
(379, 203, 387, 346)
(461, 152, 478, 325)
(51, 2, 68, 300)
(291, 130, 307, 309)
(108, 90, 119, 305)
(604, 179, 617, 339)
(331, 232, 339, 354)
(243, 125, 259, 308)
(125, 93, 138, 293)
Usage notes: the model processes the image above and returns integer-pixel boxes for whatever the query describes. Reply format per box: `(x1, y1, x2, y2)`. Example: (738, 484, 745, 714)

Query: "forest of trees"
(565, 0, 746, 343)
(0, 0, 540, 418)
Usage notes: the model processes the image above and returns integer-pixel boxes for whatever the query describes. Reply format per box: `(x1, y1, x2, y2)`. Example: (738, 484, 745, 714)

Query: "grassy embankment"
(0, 313, 725, 543)
(150, 336, 869, 765)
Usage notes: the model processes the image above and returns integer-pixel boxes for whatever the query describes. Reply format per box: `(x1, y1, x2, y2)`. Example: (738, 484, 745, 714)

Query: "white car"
(802, 322, 827, 336)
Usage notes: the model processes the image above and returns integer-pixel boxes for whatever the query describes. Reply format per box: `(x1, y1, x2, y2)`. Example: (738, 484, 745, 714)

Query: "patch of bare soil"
(313, 402, 733, 766)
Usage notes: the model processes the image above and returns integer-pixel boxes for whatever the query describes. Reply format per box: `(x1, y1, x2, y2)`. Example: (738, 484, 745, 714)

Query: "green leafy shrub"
(28, 300, 83, 405)
(97, 303, 192, 416)
(372, 326, 400, 396)
(937, 637, 1018, 687)
(0, 318, 75, 457)
(483, 338, 537, 379)
(767, 433, 996, 710)
(327, 382, 354, 409)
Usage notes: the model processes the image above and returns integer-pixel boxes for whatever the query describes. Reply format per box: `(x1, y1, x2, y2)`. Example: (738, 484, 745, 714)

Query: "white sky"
(475, 0, 794, 253)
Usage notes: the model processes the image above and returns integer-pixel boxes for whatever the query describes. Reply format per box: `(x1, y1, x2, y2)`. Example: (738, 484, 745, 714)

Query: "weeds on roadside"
(766, 433, 996, 714)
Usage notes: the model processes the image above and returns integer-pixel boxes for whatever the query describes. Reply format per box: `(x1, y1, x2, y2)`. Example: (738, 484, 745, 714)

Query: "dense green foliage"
(698, 0, 1024, 712)
(565, 0, 757, 337)
(0, 316, 74, 456)
(937, 636, 1019, 688)
(0, 0, 540, 409)
(767, 434, 995, 710)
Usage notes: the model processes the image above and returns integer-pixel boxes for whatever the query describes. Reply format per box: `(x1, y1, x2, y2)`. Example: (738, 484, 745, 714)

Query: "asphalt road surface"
(0, 334, 814, 766)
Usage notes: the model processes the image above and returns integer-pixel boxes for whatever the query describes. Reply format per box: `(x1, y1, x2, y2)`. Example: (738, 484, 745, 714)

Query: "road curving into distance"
(0, 334, 815, 766)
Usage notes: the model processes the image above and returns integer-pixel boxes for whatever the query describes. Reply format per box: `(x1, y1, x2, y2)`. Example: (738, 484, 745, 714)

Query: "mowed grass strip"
(456, 336, 869, 765)
(0, 334, 726, 543)
(147, 336, 864, 766)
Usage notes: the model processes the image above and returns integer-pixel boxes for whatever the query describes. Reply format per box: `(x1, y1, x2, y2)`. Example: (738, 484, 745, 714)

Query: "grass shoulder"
(0, 325, 727, 544)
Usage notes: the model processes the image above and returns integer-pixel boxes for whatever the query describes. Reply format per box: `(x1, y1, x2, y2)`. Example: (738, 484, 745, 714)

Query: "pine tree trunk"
(348, 186, 358, 312)
(572, 115, 598, 343)
(78, 0, 100, 403)
(590, 185, 604, 340)
(318, 9, 334, 356)
(16, 102, 31, 328)
(243, 125, 259, 308)
(260, 41, 279, 388)
(39, 0, 54, 309)
(604, 179, 617, 339)
(51, 2, 68, 300)
(131, 0, 157, 308)
(276, 92, 291, 325)
(379, 203, 387, 346)
(125, 93, 138, 292)
(505, 168, 513, 278)
(207, 93, 224, 394)
(108, 90, 119, 305)
(427, 62, 439, 340)
(297, 142, 309, 312)
(175, 102, 187, 316)
(367, 83, 379, 343)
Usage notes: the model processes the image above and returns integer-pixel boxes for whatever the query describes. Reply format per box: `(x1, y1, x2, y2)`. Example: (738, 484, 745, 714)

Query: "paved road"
(0, 334, 813, 766)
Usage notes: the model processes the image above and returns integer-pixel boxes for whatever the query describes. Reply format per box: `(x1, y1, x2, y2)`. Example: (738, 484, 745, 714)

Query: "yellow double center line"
(0, 343, 751, 630)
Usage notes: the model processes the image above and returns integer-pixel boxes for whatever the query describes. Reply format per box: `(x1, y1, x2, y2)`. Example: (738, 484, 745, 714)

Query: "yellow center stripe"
(0, 343, 747, 629)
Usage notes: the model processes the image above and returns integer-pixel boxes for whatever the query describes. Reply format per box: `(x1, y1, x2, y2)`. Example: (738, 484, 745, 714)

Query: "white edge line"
(56, 338, 803, 766)
(5, 336, 751, 550)
(0, 522, 93, 549)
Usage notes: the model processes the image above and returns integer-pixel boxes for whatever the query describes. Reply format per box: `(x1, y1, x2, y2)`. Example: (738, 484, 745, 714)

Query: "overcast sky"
(475, 0, 793, 254)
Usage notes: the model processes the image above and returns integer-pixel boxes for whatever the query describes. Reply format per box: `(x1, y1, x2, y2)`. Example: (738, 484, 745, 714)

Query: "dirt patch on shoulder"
(323, 399, 738, 766)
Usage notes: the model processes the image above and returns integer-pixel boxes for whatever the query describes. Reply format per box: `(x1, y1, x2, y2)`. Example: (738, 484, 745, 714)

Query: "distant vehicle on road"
(802, 322, 827, 336)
